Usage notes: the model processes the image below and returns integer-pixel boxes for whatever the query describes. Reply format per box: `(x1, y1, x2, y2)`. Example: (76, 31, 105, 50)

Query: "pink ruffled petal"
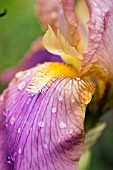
(81, 0, 113, 80)
(36, 0, 80, 46)
(60, 0, 80, 46)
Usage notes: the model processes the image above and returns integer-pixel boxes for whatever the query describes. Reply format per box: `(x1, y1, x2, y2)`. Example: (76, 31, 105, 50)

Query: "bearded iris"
(0, 0, 113, 170)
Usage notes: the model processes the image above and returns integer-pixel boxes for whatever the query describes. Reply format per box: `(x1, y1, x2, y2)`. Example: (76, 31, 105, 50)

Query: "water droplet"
(15, 71, 24, 78)
(43, 144, 48, 148)
(38, 121, 45, 128)
(59, 121, 67, 129)
(0, 94, 4, 101)
(11, 152, 17, 161)
(102, 12, 105, 17)
(69, 80, 72, 84)
(52, 107, 57, 113)
(5, 122, 8, 127)
(7, 156, 11, 164)
(71, 98, 75, 103)
(30, 127, 32, 132)
(18, 81, 26, 90)
(3, 109, 9, 116)
(76, 77, 80, 81)
(17, 127, 21, 133)
(26, 70, 31, 76)
(10, 117, 15, 125)
(58, 95, 63, 101)
(69, 129, 74, 135)
(18, 148, 22, 154)
(93, 2, 97, 7)
(58, 137, 61, 143)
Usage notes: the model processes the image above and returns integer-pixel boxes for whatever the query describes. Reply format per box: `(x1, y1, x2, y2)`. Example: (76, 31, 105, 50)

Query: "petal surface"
(81, 0, 113, 80)
(0, 63, 95, 170)
(0, 39, 63, 84)
(43, 26, 82, 72)
(0, 89, 10, 170)
(36, 0, 80, 46)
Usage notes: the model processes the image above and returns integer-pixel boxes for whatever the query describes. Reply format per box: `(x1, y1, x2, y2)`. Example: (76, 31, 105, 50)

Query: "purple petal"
(81, 0, 113, 80)
(0, 89, 11, 170)
(0, 39, 63, 84)
(0, 64, 87, 170)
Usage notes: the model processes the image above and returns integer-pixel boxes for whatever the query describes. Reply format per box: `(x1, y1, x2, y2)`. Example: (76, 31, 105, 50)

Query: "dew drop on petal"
(38, 121, 45, 128)
(0, 94, 4, 101)
(26, 70, 31, 76)
(69, 80, 72, 84)
(59, 121, 67, 129)
(5, 123, 8, 127)
(58, 137, 61, 143)
(52, 107, 57, 113)
(10, 117, 15, 125)
(93, 2, 97, 7)
(43, 144, 48, 149)
(7, 156, 11, 164)
(30, 127, 33, 132)
(102, 12, 105, 17)
(15, 71, 24, 78)
(76, 77, 80, 81)
(58, 95, 63, 101)
(11, 152, 17, 162)
(71, 98, 75, 103)
(18, 148, 22, 154)
(69, 129, 74, 135)
(3, 109, 8, 116)
(18, 81, 26, 90)
(17, 127, 21, 133)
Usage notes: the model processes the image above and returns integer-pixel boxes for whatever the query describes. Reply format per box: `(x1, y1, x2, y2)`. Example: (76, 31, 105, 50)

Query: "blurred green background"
(0, 0, 113, 169)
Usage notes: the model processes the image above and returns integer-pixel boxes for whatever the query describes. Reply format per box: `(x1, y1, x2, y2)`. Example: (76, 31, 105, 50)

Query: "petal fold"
(81, 0, 113, 80)
(43, 26, 82, 72)
(36, 0, 80, 46)
(0, 63, 95, 170)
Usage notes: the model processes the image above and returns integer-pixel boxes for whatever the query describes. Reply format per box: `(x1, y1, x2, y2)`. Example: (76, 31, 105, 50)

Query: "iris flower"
(0, 0, 113, 169)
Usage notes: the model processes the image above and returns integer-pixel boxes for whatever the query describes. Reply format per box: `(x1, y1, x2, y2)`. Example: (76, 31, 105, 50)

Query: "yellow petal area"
(28, 62, 77, 94)
(77, 78, 96, 104)
(42, 26, 83, 72)
(75, 0, 89, 53)
(27, 62, 96, 105)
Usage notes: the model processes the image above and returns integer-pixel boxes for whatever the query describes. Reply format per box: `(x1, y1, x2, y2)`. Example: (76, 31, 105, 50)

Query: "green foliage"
(0, 0, 43, 73)
(79, 150, 91, 170)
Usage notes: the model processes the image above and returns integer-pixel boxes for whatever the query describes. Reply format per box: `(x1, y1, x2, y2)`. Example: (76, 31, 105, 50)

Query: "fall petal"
(81, 0, 113, 80)
(0, 39, 63, 84)
(0, 63, 95, 170)
(36, 0, 80, 46)
(0, 90, 11, 170)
